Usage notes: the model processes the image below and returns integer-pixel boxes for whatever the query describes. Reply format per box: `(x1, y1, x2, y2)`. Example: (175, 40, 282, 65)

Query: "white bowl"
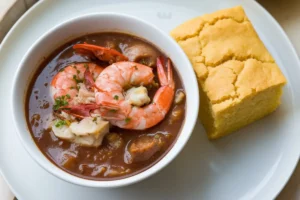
(11, 13, 199, 188)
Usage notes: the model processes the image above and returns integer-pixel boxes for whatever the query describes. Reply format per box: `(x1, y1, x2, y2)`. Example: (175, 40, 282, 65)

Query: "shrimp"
(73, 43, 128, 64)
(95, 57, 175, 130)
(51, 63, 113, 147)
(51, 62, 104, 101)
(51, 62, 121, 119)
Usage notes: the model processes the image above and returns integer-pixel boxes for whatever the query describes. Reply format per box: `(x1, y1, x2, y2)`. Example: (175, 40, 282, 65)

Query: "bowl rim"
(11, 12, 199, 188)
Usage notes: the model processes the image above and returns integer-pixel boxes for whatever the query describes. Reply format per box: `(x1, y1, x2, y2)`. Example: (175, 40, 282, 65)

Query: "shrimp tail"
(59, 102, 123, 119)
(156, 57, 175, 88)
(84, 67, 103, 92)
(167, 59, 175, 88)
(73, 43, 128, 64)
(98, 101, 126, 120)
(99, 101, 119, 110)
(153, 57, 175, 115)
(59, 103, 100, 118)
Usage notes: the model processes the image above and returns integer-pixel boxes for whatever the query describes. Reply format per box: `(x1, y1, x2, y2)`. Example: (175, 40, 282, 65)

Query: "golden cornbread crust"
(171, 6, 287, 139)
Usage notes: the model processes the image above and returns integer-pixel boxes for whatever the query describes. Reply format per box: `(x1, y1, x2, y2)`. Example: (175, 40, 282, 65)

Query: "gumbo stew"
(26, 32, 186, 180)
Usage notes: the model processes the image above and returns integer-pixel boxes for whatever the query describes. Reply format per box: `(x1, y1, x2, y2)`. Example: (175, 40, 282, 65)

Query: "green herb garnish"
(113, 95, 119, 100)
(76, 70, 80, 74)
(53, 95, 69, 110)
(73, 75, 83, 84)
(92, 117, 98, 124)
(55, 120, 67, 128)
(59, 68, 64, 72)
(110, 109, 117, 113)
(84, 63, 88, 69)
(125, 117, 131, 123)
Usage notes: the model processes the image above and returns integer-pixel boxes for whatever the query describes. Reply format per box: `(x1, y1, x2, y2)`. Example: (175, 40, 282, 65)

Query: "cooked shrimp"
(73, 43, 128, 64)
(95, 57, 175, 130)
(51, 62, 104, 101)
(95, 61, 154, 104)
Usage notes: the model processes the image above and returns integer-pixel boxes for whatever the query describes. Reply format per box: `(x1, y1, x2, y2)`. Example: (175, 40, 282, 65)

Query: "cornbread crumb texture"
(171, 6, 287, 139)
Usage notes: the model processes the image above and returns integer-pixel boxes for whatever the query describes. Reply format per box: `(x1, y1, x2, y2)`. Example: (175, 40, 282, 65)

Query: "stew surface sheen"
(26, 32, 186, 180)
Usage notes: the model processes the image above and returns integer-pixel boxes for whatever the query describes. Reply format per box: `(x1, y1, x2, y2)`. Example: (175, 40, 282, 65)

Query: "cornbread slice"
(171, 6, 287, 139)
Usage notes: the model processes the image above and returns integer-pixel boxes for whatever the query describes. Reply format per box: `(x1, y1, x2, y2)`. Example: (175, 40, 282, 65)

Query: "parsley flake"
(125, 117, 131, 123)
(113, 95, 119, 100)
(53, 95, 69, 110)
(92, 117, 98, 124)
(55, 120, 67, 127)
(73, 75, 83, 84)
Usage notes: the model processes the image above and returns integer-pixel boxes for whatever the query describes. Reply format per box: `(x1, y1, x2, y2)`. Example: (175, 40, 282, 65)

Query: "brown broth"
(26, 32, 186, 180)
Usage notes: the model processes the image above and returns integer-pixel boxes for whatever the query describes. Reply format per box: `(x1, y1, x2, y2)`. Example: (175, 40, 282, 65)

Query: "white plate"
(0, 0, 299, 199)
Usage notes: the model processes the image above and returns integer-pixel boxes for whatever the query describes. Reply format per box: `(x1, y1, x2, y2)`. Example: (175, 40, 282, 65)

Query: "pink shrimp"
(73, 43, 128, 64)
(51, 62, 104, 101)
(95, 57, 175, 130)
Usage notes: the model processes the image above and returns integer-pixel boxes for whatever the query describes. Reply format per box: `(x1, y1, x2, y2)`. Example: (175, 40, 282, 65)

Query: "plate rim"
(0, 1, 44, 199)
(0, 0, 299, 199)
(249, 0, 300, 198)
